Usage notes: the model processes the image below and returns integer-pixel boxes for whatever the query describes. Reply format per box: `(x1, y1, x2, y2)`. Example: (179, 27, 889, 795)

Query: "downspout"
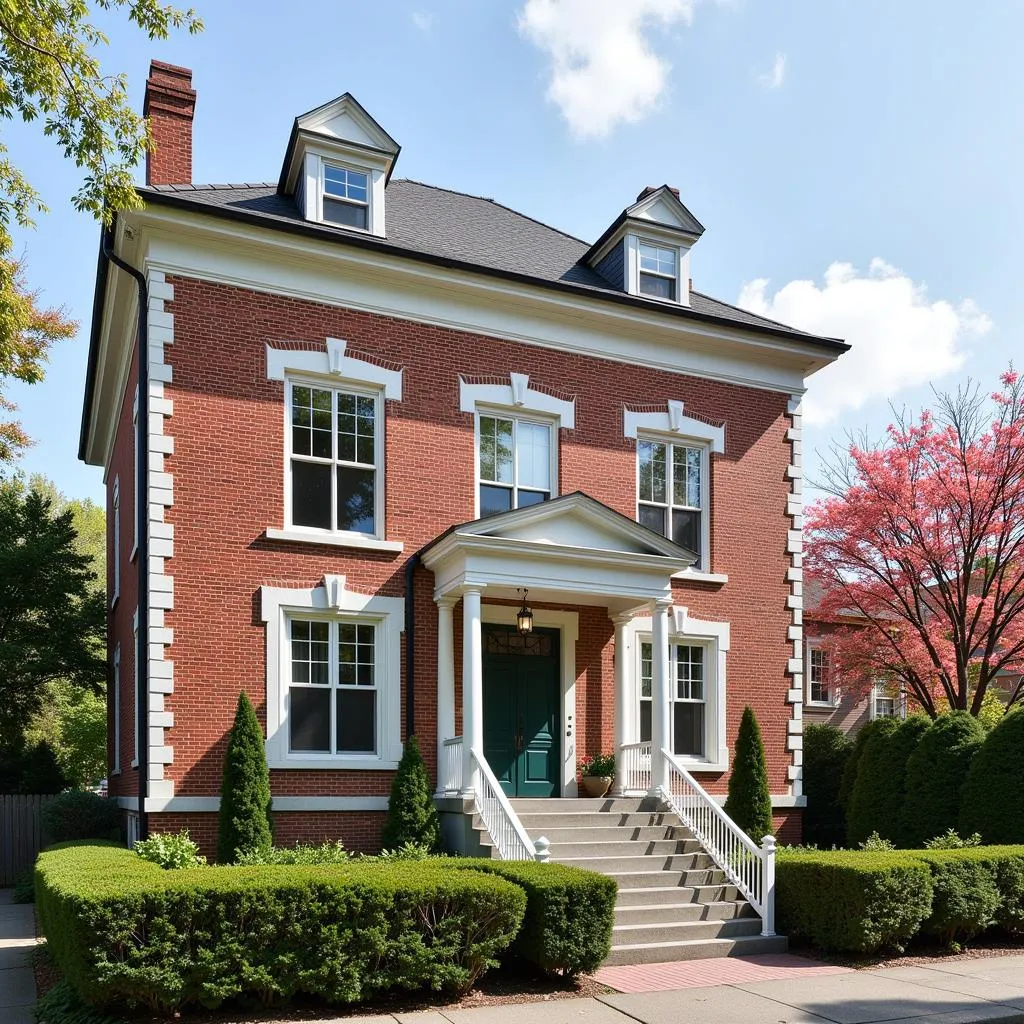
(101, 226, 150, 842)
(404, 552, 421, 739)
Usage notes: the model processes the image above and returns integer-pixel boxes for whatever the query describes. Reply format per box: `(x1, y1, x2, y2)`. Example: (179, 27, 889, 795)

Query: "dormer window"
(639, 243, 678, 301)
(323, 165, 369, 229)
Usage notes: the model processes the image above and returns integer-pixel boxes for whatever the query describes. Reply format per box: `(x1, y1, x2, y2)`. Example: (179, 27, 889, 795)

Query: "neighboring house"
(82, 62, 849, 861)
(803, 580, 906, 734)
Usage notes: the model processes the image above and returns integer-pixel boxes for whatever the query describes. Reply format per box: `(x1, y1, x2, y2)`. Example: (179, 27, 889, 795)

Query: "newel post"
(533, 836, 551, 863)
(761, 834, 777, 937)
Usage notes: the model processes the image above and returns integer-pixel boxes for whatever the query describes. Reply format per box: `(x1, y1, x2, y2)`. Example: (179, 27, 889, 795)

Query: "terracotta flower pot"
(580, 775, 613, 798)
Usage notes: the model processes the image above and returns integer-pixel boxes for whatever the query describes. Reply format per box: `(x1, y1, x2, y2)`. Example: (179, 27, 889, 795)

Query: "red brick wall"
(120, 274, 798, 825)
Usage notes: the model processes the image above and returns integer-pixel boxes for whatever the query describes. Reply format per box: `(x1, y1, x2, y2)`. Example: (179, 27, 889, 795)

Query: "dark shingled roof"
(140, 178, 847, 349)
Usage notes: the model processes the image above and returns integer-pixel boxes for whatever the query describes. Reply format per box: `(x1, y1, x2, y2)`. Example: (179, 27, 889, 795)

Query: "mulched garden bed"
(790, 935, 1024, 971)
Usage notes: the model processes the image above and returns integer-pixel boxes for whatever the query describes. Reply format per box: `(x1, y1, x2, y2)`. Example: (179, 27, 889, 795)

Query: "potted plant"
(577, 752, 616, 798)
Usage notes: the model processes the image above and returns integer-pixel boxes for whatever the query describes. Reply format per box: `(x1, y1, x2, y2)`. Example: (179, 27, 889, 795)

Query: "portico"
(421, 492, 697, 802)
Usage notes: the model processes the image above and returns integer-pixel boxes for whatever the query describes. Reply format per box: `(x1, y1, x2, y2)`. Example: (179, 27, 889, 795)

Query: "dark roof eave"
(136, 187, 850, 353)
(78, 222, 114, 463)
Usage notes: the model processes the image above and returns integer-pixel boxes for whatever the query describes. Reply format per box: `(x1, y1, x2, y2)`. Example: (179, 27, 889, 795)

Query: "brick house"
(81, 63, 848, 952)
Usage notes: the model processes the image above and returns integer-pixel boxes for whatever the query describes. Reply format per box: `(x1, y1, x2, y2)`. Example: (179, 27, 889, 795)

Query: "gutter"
(100, 226, 150, 842)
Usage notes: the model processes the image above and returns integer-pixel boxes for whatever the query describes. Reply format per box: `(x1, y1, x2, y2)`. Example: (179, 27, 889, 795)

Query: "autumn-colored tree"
(0, 1, 202, 459)
(806, 370, 1024, 719)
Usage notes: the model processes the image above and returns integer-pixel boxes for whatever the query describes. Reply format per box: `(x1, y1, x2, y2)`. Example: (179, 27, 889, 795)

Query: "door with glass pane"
(478, 414, 552, 517)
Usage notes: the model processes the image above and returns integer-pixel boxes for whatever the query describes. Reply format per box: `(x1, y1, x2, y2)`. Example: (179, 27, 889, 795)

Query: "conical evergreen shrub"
(847, 715, 928, 847)
(838, 718, 881, 816)
(960, 707, 1024, 844)
(902, 711, 985, 847)
(382, 734, 440, 851)
(217, 692, 273, 863)
(723, 706, 773, 841)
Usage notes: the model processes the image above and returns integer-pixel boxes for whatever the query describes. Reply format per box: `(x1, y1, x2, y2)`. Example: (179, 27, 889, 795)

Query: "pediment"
(296, 93, 399, 155)
(626, 186, 704, 238)
(455, 492, 696, 562)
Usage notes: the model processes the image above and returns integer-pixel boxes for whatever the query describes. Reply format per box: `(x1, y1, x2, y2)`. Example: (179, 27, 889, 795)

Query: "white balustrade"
(470, 746, 541, 861)
(661, 748, 776, 936)
(441, 736, 463, 795)
(618, 741, 652, 794)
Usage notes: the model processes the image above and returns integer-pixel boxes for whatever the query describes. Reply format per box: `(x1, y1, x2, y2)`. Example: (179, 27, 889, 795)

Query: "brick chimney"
(143, 61, 196, 185)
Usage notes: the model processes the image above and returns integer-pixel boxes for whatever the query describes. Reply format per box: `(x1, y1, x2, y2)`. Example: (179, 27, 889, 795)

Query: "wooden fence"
(0, 794, 55, 886)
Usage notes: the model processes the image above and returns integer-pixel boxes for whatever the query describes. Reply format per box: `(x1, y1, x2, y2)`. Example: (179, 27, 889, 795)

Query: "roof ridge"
(392, 178, 592, 249)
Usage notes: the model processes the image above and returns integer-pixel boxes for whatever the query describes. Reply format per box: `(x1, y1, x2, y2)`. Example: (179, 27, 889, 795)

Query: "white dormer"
(585, 185, 705, 307)
(278, 93, 400, 238)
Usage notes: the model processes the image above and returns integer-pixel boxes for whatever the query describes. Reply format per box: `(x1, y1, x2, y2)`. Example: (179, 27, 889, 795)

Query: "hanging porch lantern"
(516, 588, 534, 635)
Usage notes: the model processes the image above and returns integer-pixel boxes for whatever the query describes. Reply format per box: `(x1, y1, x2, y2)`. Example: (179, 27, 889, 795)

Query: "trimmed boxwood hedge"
(452, 859, 617, 976)
(960, 708, 1024, 845)
(914, 849, 1001, 945)
(776, 850, 934, 953)
(36, 842, 526, 1012)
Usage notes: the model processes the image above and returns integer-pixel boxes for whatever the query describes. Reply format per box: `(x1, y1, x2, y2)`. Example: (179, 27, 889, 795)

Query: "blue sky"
(7, 0, 1021, 501)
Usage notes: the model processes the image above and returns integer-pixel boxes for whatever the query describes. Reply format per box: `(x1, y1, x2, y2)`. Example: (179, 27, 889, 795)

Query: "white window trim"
(625, 606, 729, 771)
(319, 158, 371, 233)
(805, 641, 835, 708)
(111, 643, 121, 775)
(870, 682, 906, 721)
(260, 575, 404, 770)
(131, 607, 139, 769)
(474, 406, 558, 520)
(111, 477, 120, 609)
(626, 234, 691, 305)
(265, 339, 403, 550)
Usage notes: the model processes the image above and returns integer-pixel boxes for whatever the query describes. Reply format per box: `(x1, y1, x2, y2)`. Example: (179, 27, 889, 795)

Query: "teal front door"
(482, 625, 560, 798)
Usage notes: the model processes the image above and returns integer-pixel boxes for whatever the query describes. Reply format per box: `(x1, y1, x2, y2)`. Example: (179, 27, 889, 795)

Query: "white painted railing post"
(534, 836, 550, 863)
(761, 834, 776, 936)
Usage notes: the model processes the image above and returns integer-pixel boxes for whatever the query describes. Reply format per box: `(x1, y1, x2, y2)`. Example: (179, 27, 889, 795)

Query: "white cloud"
(758, 52, 786, 89)
(411, 10, 433, 31)
(517, 0, 697, 139)
(737, 259, 993, 426)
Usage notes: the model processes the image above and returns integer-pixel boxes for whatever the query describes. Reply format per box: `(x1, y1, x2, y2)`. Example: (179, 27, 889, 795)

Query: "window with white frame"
(638, 242, 678, 300)
(477, 413, 554, 517)
(638, 641, 708, 757)
(806, 644, 833, 706)
(872, 683, 905, 720)
(287, 617, 379, 755)
(111, 644, 121, 774)
(287, 380, 382, 537)
(322, 164, 369, 229)
(111, 477, 120, 608)
(637, 438, 705, 560)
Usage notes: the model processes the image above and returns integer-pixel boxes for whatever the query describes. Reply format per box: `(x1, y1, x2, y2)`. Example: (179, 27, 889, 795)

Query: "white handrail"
(470, 746, 538, 861)
(441, 736, 463, 794)
(618, 740, 651, 794)
(660, 748, 776, 936)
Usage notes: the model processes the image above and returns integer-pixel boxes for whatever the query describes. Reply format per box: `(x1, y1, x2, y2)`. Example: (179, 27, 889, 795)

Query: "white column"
(461, 587, 483, 796)
(436, 597, 456, 794)
(650, 597, 673, 794)
(611, 614, 631, 796)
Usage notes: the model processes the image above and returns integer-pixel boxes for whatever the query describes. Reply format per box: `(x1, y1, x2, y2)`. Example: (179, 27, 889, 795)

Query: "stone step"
(542, 839, 702, 858)
(531, 825, 695, 844)
(508, 797, 663, 813)
(512, 812, 684, 830)
(613, 901, 755, 925)
(604, 933, 788, 967)
(615, 883, 740, 906)
(604, 868, 726, 889)
(552, 854, 714, 874)
(611, 917, 763, 946)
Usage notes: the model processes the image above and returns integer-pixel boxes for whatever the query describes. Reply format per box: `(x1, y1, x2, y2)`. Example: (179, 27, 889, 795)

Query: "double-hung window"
(323, 165, 369, 229)
(478, 413, 553, 517)
(807, 645, 832, 706)
(288, 617, 378, 755)
(872, 683, 904, 720)
(639, 243, 678, 300)
(637, 438, 704, 560)
(288, 381, 381, 537)
(639, 641, 707, 758)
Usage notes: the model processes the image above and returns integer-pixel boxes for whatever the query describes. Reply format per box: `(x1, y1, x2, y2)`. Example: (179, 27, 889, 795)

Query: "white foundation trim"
(459, 372, 575, 429)
(265, 337, 403, 400)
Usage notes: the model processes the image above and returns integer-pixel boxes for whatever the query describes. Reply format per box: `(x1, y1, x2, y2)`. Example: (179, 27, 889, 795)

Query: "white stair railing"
(618, 741, 651, 794)
(470, 746, 547, 862)
(441, 736, 463, 794)
(661, 748, 776, 936)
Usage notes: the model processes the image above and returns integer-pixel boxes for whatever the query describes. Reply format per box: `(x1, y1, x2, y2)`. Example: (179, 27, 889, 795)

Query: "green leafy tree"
(0, 482, 105, 759)
(382, 735, 440, 852)
(902, 711, 985, 848)
(960, 707, 1024, 844)
(723, 707, 773, 841)
(0, 1, 202, 459)
(803, 724, 852, 848)
(217, 692, 273, 863)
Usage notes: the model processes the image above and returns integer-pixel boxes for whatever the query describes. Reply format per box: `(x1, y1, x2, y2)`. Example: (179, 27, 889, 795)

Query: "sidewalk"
(0, 889, 36, 1024)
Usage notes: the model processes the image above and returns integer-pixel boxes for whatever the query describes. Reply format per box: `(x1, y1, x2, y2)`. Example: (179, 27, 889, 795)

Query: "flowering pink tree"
(806, 370, 1024, 718)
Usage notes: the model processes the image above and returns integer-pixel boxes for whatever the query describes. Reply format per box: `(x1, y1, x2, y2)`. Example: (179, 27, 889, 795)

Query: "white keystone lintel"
(623, 400, 724, 453)
(266, 338, 403, 400)
(459, 372, 575, 428)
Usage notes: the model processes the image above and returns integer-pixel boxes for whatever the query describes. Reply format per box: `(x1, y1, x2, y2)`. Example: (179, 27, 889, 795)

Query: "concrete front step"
(604, 868, 726, 889)
(513, 811, 687, 830)
(612, 916, 762, 946)
(615, 883, 740, 906)
(614, 900, 756, 925)
(532, 825, 695, 844)
(553, 854, 714, 874)
(544, 839, 702, 858)
(508, 797, 661, 813)
(605, 933, 787, 966)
